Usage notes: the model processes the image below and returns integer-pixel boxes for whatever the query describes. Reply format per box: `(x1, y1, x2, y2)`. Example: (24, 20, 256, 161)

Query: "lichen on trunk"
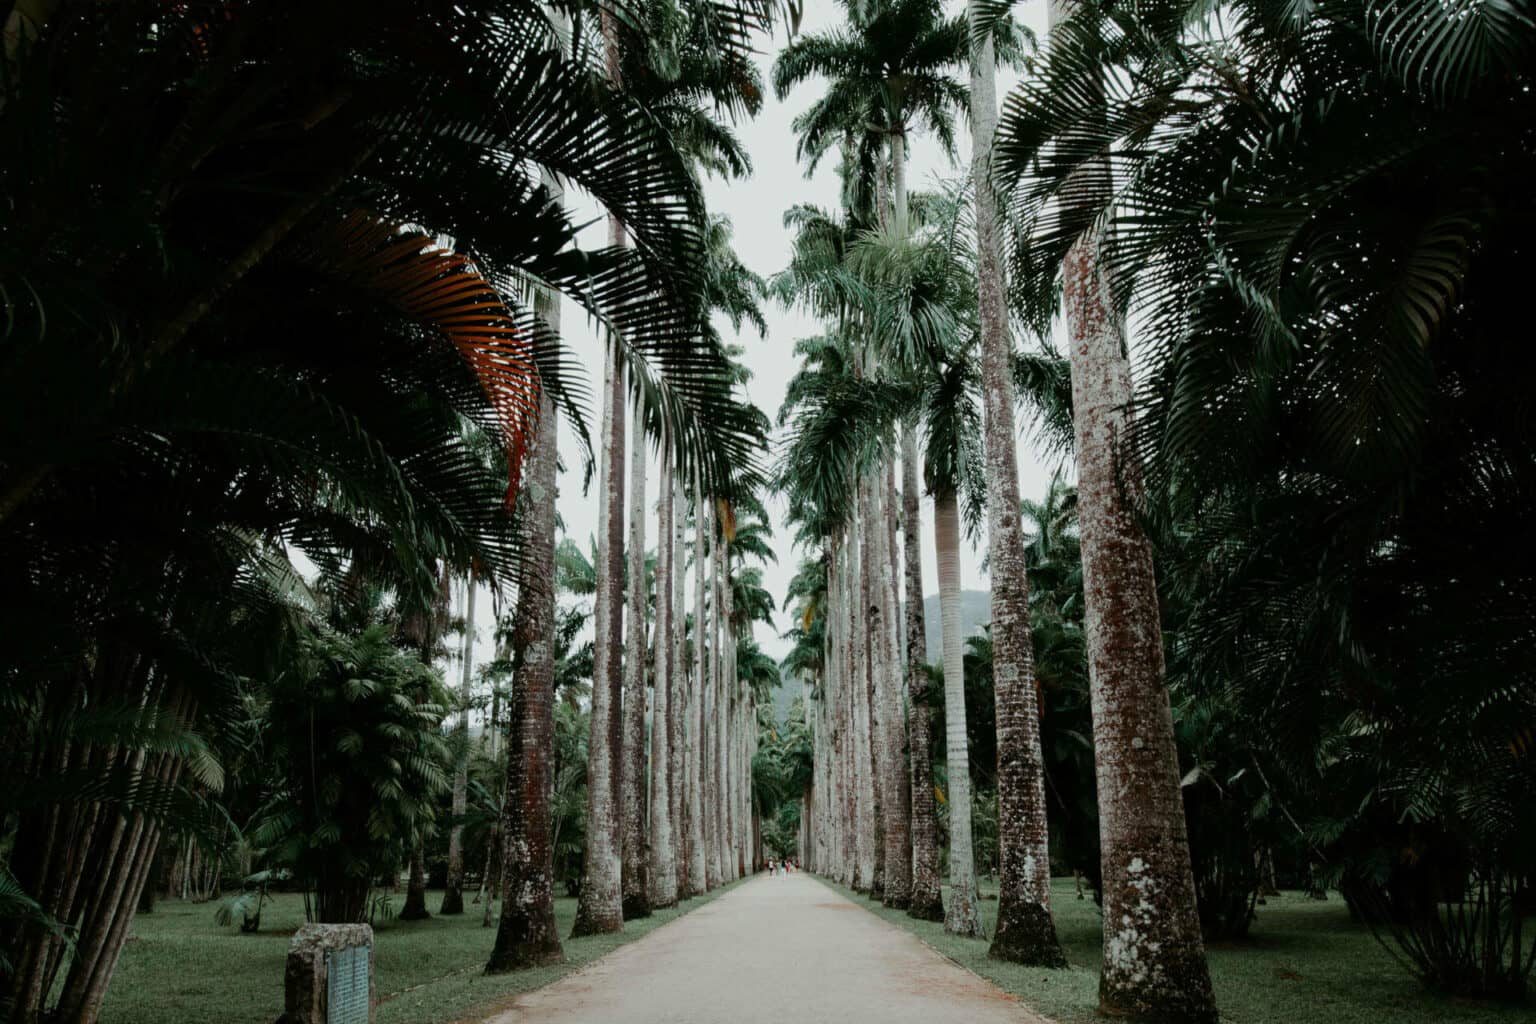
(487, 381, 564, 970)
(620, 400, 652, 921)
(1049, 0, 1217, 1010)
(968, 2, 1065, 968)
(901, 425, 944, 922)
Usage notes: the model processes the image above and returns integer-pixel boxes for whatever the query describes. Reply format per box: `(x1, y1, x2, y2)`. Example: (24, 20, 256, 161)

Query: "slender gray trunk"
(864, 469, 887, 899)
(715, 543, 734, 880)
(442, 575, 476, 915)
(850, 485, 874, 891)
(842, 534, 858, 886)
(969, 5, 1066, 966)
(686, 489, 709, 894)
(936, 490, 983, 937)
(670, 469, 688, 898)
(572, 239, 626, 939)
(400, 840, 429, 921)
(620, 401, 652, 920)
(902, 426, 943, 920)
(647, 446, 678, 907)
(881, 459, 912, 908)
(703, 503, 723, 889)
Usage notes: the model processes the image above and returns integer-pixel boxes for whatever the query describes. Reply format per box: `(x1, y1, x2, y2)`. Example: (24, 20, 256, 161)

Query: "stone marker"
(283, 923, 375, 1024)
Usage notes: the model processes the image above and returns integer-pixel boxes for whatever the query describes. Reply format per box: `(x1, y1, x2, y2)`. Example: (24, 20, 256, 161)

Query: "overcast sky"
(467, 0, 1067, 668)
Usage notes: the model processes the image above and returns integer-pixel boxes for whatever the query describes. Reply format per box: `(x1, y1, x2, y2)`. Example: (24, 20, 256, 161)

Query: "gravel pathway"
(476, 872, 1049, 1023)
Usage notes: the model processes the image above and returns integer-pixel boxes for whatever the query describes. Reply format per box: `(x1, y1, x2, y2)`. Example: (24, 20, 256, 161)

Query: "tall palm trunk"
(572, 340, 626, 937)
(881, 460, 912, 908)
(401, 841, 430, 921)
(1046, 0, 1217, 1016)
(442, 575, 476, 915)
(849, 486, 874, 891)
(1050, 4, 1216, 1019)
(686, 490, 709, 894)
(968, 5, 1066, 966)
(1060, 165, 1220, 1024)
(715, 542, 734, 879)
(485, 57, 568, 971)
(935, 489, 982, 937)
(1064, 227, 1218, 1020)
(620, 402, 652, 920)
(400, 570, 451, 923)
(573, 327, 626, 928)
(487, 382, 563, 970)
(478, 656, 503, 925)
(841, 533, 858, 886)
(648, 446, 678, 908)
(571, 6, 627, 938)
(702, 502, 723, 889)
(739, 693, 752, 875)
(864, 469, 887, 899)
(670, 471, 688, 898)
(901, 426, 943, 920)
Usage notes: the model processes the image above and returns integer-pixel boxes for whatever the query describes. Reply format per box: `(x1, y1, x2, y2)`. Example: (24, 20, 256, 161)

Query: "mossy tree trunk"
(969, 2, 1066, 967)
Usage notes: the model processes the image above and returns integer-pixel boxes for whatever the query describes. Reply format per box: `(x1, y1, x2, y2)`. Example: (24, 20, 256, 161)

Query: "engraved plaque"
(325, 944, 370, 1024)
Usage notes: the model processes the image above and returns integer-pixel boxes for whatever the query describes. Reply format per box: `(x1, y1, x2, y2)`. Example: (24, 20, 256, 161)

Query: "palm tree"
(997, 0, 1536, 1000)
(1062, 174, 1214, 1012)
(259, 625, 452, 925)
(776, 2, 971, 903)
(924, 353, 987, 939)
(670, 459, 690, 897)
(901, 425, 944, 921)
(570, 3, 634, 940)
(442, 574, 478, 915)
(617, 0, 770, 921)
(777, 323, 907, 894)
(648, 443, 680, 909)
(772, 0, 969, 227)
(688, 487, 714, 894)
(773, 207, 884, 895)
(989, 0, 1219, 1012)
(708, 501, 729, 883)
(619, 396, 654, 920)
(726, 504, 778, 875)
(0, 0, 799, 1010)
(487, 182, 568, 968)
(965, 1, 1065, 967)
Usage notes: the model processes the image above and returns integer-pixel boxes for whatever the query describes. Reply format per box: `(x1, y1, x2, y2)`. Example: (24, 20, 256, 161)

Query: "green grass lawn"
(825, 878, 1533, 1024)
(103, 884, 738, 1024)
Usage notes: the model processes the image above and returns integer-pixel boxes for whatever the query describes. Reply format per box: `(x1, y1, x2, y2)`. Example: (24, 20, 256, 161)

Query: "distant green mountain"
(771, 668, 804, 726)
(923, 590, 991, 663)
(761, 589, 990, 726)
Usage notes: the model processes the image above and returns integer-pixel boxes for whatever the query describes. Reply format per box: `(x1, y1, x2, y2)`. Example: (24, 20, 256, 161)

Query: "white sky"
(466, 0, 1066, 668)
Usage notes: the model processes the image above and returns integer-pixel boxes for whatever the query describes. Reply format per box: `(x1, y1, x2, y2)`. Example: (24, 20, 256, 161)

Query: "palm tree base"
(988, 900, 1067, 967)
(944, 882, 985, 939)
(485, 938, 564, 974)
(907, 892, 944, 922)
(622, 894, 653, 920)
(1098, 967, 1219, 1024)
(570, 911, 623, 938)
(439, 887, 465, 915)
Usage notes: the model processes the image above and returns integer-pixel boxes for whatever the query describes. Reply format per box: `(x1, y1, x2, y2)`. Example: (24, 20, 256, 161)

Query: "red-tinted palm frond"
(312, 213, 540, 503)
